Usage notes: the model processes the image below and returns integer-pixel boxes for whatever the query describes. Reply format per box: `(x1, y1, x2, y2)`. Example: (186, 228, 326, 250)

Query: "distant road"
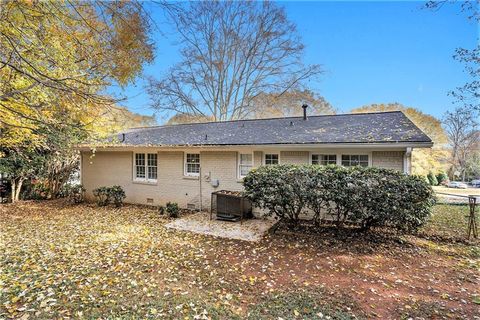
(433, 186, 480, 204)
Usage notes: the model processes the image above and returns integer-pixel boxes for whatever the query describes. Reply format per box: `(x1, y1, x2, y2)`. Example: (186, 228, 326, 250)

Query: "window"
(312, 154, 337, 165)
(238, 153, 253, 178)
(135, 153, 145, 179)
(135, 153, 157, 181)
(341, 154, 369, 167)
(265, 153, 279, 165)
(185, 153, 200, 176)
(147, 154, 157, 180)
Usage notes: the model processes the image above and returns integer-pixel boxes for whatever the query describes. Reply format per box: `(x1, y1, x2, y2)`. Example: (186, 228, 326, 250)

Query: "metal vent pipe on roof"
(302, 104, 308, 120)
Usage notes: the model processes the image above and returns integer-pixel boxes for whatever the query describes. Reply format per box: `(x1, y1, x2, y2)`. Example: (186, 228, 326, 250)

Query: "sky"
(108, 1, 478, 123)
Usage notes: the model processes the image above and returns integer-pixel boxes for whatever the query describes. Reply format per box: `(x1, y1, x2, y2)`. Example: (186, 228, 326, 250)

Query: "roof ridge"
(126, 111, 404, 132)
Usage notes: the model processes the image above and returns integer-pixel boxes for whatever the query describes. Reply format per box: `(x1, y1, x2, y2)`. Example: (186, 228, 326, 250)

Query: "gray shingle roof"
(115, 111, 432, 146)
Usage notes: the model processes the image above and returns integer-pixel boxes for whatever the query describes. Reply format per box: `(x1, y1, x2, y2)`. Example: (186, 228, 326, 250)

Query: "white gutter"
(76, 142, 433, 152)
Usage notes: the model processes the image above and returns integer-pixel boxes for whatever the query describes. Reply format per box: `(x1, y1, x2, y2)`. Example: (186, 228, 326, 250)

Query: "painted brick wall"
(81, 151, 200, 207)
(372, 151, 404, 171)
(199, 151, 243, 210)
(82, 149, 408, 210)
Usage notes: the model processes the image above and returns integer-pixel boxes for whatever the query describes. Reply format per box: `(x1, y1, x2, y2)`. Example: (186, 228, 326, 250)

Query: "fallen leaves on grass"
(0, 201, 479, 319)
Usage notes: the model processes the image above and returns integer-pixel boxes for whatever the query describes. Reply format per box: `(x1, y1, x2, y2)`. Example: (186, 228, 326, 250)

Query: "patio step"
(216, 213, 241, 222)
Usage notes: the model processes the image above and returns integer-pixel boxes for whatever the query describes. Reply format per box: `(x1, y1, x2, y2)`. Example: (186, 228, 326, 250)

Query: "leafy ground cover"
(1, 201, 479, 319)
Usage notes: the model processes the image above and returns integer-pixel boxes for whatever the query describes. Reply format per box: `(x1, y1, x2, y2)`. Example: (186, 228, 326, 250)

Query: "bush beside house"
(243, 165, 436, 232)
(93, 185, 126, 207)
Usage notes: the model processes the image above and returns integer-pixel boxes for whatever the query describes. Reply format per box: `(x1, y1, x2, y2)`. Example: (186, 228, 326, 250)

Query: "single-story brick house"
(79, 111, 432, 210)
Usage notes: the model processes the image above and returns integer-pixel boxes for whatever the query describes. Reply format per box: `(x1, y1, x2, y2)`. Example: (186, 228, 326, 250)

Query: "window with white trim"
(185, 153, 200, 176)
(341, 154, 369, 167)
(135, 153, 157, 181)
(312, 154, 337, 165)
(265, 153, 279, 165)
(238, 153, 253, 178)
(147, 154, 157, 180)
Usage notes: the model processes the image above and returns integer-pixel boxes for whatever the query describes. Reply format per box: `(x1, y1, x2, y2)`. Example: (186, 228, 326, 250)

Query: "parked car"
(471, 180, 480, 188)
(447, 181, 468, 189)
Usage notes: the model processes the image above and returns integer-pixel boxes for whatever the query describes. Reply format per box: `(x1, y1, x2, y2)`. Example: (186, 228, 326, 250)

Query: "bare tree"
(248, 89, 335, 119)
(443, 107, 479, 181)
(148, 1, 322, 121)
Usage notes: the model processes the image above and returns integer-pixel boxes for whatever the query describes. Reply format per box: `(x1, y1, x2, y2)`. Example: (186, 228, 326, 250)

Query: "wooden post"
(467, 196, 478, 239)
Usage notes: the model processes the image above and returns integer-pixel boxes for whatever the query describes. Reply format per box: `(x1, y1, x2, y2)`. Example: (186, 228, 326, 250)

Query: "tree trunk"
(11, 179, 16, 203)
(14, 178, 24, 202)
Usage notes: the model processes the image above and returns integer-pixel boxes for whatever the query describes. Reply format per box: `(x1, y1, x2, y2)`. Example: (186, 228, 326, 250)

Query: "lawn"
(1, 201, 479, 319)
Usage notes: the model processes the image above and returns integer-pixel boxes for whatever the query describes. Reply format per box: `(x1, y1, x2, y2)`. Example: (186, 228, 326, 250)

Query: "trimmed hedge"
(243, 165, 435, 232)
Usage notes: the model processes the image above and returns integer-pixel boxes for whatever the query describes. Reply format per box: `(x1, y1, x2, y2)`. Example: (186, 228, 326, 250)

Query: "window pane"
(135, 153, 145, 179)
(239, 154, 253, 177)
(240, 154, 252, 164)
(148, 166, 157, 180)
(145, 154, 157, 180)
(312, 154, 336, 165)
(341, 155, 368, 167)
(136, 165, 145, 178)
(135, 153, 145, 166)
(265, 154, 279, 165)
(185, 153, 200, 175)
(148, 153, 157, 166)
(187, 153, 200, 163)
(240, 165, 252, 176)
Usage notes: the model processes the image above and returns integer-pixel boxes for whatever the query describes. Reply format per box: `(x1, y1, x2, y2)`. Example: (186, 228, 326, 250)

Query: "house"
(79, 111, 432, 210)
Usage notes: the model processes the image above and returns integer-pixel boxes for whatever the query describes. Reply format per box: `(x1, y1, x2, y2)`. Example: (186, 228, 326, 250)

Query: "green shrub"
(436, 172, 448, 185)
(166, 202, 179, 218)
(427, 172, 438, 186)
(306, 165, 353, 226)
(93, 185, 126, 207)
(109, 185, 126, 207)
(342, 167, 435, 231)
(93, 186, 109, 206)
(243, 165, 435, 233)
(242, 165, 311, 226)
(59, 184, 86, 204)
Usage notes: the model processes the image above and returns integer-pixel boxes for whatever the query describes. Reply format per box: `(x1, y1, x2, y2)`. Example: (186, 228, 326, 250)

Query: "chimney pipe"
(302, 104, 308, 120)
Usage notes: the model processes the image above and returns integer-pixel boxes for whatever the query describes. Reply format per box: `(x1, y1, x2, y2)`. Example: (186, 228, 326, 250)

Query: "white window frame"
(238, 152, 254, 178)
(133, 152, 158, 183)
(340, 154, 370, 167)
(311, 154, 337, 166)
(264, 153, 280, 166)
(184, 152, 200, 176)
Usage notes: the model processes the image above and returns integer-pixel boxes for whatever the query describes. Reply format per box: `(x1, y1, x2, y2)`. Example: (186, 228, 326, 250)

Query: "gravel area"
(165, 212, 277, 241)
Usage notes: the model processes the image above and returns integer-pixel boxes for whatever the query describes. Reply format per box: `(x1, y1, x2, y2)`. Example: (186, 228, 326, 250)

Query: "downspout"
(404, 147, 412, 174)
(199, 165, 202, 211)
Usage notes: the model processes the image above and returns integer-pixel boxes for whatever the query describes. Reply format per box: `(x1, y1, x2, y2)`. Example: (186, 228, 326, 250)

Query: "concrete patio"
(165, 212, 277, 242)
